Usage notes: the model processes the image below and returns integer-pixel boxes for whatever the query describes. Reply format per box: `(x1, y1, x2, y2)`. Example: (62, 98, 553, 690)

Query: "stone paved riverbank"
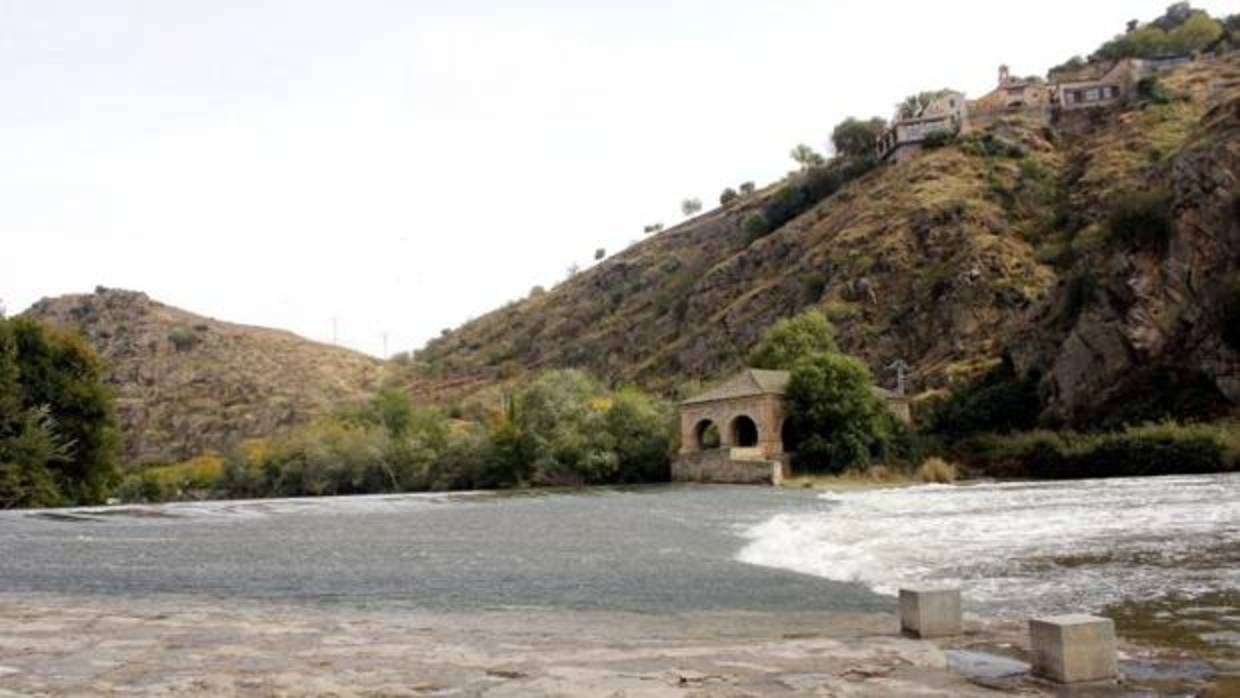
(2, 593, 1236, 697)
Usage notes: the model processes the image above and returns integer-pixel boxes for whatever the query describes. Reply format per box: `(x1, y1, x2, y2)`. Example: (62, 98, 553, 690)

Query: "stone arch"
(694, 419, 721, 450)
(729, 415, 759, 448)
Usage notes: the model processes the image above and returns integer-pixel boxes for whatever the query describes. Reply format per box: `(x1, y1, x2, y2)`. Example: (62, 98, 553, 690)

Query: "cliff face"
(416, 55, 1240, 424)
(1013, 58, 1240, 425)
(25, 289, 383, 465)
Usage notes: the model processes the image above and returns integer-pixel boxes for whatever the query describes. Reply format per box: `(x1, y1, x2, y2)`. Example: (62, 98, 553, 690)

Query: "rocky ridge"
(25, 289, 383, 465)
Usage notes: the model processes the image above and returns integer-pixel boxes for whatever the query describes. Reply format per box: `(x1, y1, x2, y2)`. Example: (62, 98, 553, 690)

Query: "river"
(1, 476, 1236, 655)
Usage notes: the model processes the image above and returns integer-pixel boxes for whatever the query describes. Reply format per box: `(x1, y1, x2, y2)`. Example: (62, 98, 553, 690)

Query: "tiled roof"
(681, 369, 790, 405)
(682, 368, 906, 405)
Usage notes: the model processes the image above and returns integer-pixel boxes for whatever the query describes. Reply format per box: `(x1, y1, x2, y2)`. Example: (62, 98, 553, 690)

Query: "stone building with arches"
(673, 368, 911, 484)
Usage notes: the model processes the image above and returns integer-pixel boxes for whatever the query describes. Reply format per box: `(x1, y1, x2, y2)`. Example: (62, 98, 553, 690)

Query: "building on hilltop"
(970, 65, 1052, 116)
(673, 368, 911, 485)
(875, 90, 967, 163)
(1051, 58, 1144, 112)
(876, 54, 1199, 163)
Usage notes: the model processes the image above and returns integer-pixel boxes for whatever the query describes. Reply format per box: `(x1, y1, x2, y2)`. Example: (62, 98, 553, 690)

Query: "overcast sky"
(3, 1, 1233, 356)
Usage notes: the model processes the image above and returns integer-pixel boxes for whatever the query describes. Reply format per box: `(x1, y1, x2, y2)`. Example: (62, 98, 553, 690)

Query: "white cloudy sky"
(3, 1, 1233, 356)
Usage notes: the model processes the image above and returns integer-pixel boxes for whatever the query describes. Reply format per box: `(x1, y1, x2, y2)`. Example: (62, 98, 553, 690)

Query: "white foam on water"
(736, 474, 1240, 617)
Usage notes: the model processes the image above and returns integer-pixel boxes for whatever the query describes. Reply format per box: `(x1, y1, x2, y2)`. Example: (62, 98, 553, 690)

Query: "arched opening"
(695, 420, 721, 450)
(781, 418, 804, 454)
(730, 415, 759, 448)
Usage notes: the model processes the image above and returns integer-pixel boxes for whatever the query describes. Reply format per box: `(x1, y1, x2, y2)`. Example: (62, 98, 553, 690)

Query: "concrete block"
(1028, 614, 1117, 684)
(899, 588, 962, 638)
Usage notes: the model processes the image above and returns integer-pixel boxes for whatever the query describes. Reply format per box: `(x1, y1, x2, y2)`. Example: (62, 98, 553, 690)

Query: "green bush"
(747, 158, 875, 244)
(1223, 278, 1240, 351)
(964, 133, 1025, 159)
(719, 188, 739, 206)
(1061, 273, 1099, 328)
(921, 129, 956, 149)
(966, 422, 1237, 480)
(1136, 77, 1174, 106)
(801, 273, 827, 303)
(747, 310, 838, 370)
(928, 359, 1041, 438)
(1107, 188, 1174, 252)
(168, 326, 199, 352)
(742, 212, 771, 242)
(205, 369, 675, 500)
(0, 317, 118, 508)
(831, 116, 886, 159)
(1094, 6, 1224, 60)
(785, 352, 894, 473)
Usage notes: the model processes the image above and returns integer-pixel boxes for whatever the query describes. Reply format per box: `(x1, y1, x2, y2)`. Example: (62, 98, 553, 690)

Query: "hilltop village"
(877, 54, 1197, 161)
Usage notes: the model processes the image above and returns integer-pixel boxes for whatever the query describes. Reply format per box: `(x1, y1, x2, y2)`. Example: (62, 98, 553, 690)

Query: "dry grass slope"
(26, 289, 384, 465)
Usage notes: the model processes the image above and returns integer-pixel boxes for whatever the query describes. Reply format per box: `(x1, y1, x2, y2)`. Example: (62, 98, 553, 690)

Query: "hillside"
(25, 289, 384, 465)
(414, 54, 1240, 425)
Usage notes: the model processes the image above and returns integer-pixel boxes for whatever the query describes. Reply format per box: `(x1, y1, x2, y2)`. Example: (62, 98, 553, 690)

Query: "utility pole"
(887, 359, 911, 396)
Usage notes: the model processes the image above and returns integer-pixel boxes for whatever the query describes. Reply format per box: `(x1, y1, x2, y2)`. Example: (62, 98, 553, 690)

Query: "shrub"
(967, 422, 1235, 480)
(1061, 272, 1098, 328)
(747, 310, 838, 370)
(801, 273, 827, 303)
(831, 117, 886, 159)
(928, 359, 1041, 438)
(168, 326, 199, 352)
(742, 212, 771, 242)
(1222, 278, 1240, 351)
(921, 129, 956, 149)
(681, 198, 703, 217)
(594, 248, 605, 261)
(1136, 77, 1174, 106)
(917, 457, 959, 483)
(719, 188, 739, 206)
(790, 144, 825, 170)
(739, 181, 756, 196)
(965, 133, 1024, 159)
(1107, 188, 1174, 252)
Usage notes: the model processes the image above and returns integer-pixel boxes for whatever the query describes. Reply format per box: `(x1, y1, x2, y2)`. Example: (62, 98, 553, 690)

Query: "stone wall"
(679, 394, 786, 459)
(671, 450, 776, 484)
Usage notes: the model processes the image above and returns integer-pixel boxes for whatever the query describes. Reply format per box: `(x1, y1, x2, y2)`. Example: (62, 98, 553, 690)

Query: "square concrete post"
(1028, 615, 1117, 684)
(899, 588, 962, 638)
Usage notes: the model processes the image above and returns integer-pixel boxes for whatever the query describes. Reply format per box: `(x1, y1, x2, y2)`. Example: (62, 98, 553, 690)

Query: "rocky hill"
(414, 54, 1240, 425)
(25, 289, 384, 465)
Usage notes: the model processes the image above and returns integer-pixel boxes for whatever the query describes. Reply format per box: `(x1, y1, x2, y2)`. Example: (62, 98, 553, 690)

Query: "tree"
(739, 181, 756, 196)
(681, 198, 703, 217)
(0, 317, 118, 507)
(1167, 11, 1224, 52)
(831, 117, 886, 159)
(594, 248, 606, 261)
(789, 143, 825, 170)
(747, 309, 838, 370)
(643, 223, 664, 235)
(784, 352, 892, 472)
(565, 263, 580, 279)
(719, 188, 739, 206)
(1094, 5, 1223, 60)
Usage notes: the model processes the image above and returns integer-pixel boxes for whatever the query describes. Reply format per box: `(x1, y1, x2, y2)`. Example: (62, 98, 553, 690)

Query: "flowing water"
(736, 473, 1240, 657)
(2, 477, 1237, 655)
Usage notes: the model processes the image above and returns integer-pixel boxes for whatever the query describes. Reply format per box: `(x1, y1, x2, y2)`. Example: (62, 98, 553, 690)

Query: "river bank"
(1, 482, 1236, 695)
(3, 592, 1237, 697)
